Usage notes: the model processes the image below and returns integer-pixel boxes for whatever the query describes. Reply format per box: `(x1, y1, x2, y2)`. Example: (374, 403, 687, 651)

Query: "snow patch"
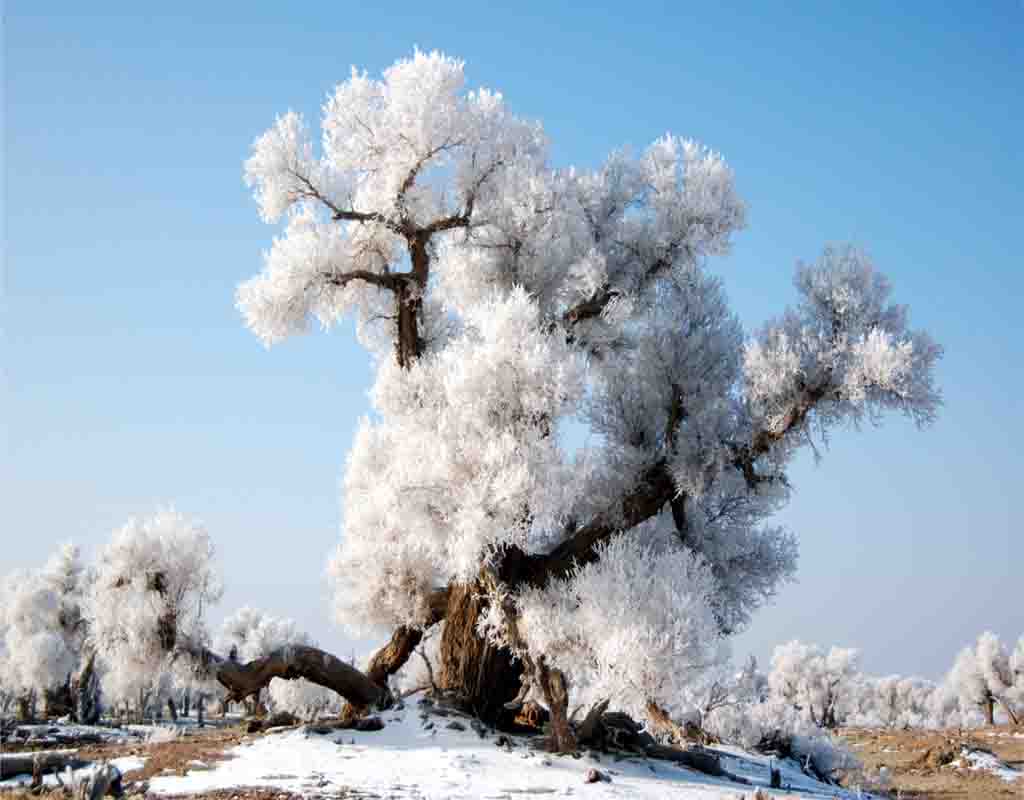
(148, 703, 876, 799)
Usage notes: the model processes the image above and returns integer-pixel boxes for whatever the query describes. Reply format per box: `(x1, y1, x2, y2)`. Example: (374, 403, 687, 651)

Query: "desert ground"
(840, 725, 1024, 799)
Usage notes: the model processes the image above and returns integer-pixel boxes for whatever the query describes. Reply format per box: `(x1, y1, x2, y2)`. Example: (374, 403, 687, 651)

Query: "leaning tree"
(222, 50, 940, 750)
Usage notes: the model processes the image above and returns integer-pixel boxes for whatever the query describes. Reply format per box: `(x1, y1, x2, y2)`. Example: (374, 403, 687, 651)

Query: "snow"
(149, 702, 876, 799)
(952, 748, 1021, 784)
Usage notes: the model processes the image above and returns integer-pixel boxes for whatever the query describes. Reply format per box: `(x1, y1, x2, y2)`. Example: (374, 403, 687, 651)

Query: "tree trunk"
(43, 680, 73, 719)
(535, 662, 575, 753)
(16, 694, 32, 722)
(437, 582, 523, 727)
(197, 693, 205, 727)
(183, 689, 191, 718)
(166, 696, 178, 722)
(984, 696, 995, 726)
(74, 652, 101, 725)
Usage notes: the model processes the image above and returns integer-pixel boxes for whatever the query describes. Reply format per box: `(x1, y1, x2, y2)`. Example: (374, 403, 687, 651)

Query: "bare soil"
(839, 725, 1024, 799)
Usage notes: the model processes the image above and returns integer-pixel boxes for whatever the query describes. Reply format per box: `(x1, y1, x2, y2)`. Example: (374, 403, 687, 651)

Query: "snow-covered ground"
(952, 747, 1021, 784)
(148, 702, 877, 799)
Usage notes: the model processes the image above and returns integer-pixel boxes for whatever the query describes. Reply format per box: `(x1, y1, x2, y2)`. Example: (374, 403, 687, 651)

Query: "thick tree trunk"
(166, 697, 178, 722)
(984, 696, 995, 726)
(437, 582, 523, 727)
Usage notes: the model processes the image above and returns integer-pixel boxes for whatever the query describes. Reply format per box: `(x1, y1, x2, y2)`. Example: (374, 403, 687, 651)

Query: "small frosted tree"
(768, 641, 860, 729)
(0, 543, 87, 719)
(946, 632, 1022, 726)
(83, 510, 222, 719)
(229, 50, 941, 749)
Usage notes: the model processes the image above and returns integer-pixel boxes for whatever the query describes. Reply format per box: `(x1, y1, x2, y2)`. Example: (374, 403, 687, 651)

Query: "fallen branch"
(1, 752, 92, 780)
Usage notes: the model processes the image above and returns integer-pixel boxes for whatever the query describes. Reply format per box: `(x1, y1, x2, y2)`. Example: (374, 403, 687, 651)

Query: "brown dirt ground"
(839, 725, 1024, 799)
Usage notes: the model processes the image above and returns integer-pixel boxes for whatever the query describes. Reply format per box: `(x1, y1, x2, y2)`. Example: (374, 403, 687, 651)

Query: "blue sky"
(4, 2, 1021, 678)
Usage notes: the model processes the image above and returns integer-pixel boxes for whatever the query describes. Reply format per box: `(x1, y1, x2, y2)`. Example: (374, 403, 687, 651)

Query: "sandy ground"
(839, 725, 1024, 799)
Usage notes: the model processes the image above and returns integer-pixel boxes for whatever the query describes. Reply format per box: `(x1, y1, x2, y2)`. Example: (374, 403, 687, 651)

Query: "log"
(643, 743, 725, 775)
(1, 752, 91, 780)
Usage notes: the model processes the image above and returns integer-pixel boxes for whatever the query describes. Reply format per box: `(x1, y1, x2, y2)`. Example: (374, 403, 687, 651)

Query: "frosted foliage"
(84, 510, 223, 693)
(744, 246, 941, 444)
(239, 49, 546, 347)
(218, 607, 313, 661)
(0, 543, 85, 695)
(330, 289, 585, 631)
(513, 535, 727, 718)
(437, 137, 745, 323)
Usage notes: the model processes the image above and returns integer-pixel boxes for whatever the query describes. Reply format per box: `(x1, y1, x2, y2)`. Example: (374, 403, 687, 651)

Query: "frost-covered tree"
(768, 641, 860, 729)
(231, 49, 942, 749)
(845, 674, 936, 729)
(83, 510, 222, 718)
(0, 543, 87, 718)
(945, 632, 1021, 726)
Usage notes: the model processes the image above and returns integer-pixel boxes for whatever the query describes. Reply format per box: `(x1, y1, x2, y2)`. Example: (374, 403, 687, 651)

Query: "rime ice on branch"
(239, 49, 942, 745)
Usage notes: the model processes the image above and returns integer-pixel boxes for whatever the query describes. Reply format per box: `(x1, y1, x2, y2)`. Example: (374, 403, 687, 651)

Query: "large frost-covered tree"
(232, 50, 941, 749)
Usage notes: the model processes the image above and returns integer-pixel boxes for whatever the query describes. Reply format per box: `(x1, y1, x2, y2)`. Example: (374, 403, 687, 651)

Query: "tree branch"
(177, 641, 391, 711)
(322, 268, 403, 293)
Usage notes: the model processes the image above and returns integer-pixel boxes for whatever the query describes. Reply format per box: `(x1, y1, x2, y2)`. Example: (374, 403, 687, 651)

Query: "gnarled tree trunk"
(437, 582, 523, 727)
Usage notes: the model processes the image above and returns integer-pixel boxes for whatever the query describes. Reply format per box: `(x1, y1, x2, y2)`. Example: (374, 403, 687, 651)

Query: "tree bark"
(74, 652, 101, 725)
(535, 662, 575, 753)
(984, 696, 995, 726)
(437, 582, 523, 727)
(166, 697, 178, 722)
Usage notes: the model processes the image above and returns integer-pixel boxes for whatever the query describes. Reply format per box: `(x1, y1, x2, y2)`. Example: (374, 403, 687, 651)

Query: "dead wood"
(1, 752, 92, 780)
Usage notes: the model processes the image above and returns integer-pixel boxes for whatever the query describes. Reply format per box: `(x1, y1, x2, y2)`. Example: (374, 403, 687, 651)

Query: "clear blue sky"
(3, 2, 1020, 679)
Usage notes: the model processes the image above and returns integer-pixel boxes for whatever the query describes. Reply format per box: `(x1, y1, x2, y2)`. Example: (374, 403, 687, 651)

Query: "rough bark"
(394, 281, 424, 370)
(535, 662, 575, 753)
(437, 582, 523, 727)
